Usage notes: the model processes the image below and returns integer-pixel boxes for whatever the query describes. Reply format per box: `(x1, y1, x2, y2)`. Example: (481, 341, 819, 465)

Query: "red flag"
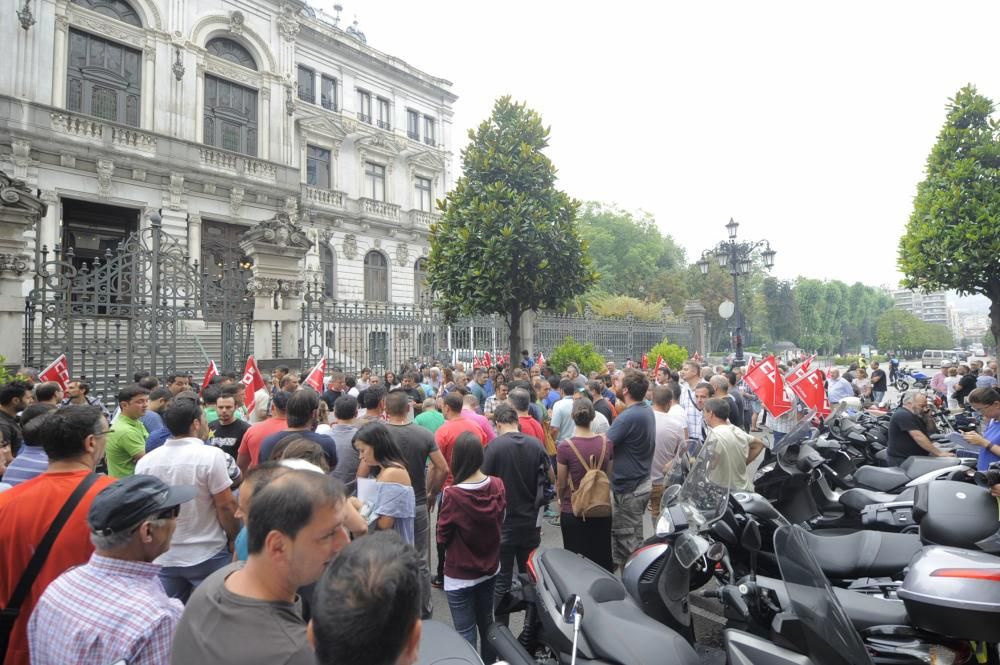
(537, 352, 546, 367)
(784, 355, 814, 384)
(38, 354, 70, 390)
(201, 360, 219, 390)
(641, 354, 649, 370)
(742, 355, 792, 418)
(654, 355, 666, 372)
(483, 351, 493, 368)
(304, 357, 326, 392)
(472, 354, 483, 369)
(788, 368, 831, 416)
(241, 356, 267, 414)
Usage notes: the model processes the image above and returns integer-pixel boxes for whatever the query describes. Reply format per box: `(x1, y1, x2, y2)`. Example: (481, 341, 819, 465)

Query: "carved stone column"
(239, 213, 310, 360)
(0, 171, 46, 367)
(684, 300, 708, 358)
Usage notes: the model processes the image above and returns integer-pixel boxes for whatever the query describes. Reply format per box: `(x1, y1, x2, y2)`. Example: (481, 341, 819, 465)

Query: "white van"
(921, 350, 954, 368)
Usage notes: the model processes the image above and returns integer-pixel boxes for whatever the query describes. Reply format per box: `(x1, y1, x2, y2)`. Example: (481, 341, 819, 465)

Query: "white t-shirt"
(136, 436, 233, 567)
(651, 410, 685, 485)
(667, 403, 688, 438)
(550, 397, 575, 443)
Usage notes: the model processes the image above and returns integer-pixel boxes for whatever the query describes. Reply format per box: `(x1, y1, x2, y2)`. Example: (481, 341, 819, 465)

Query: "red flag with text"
(39, 354, 71, 390)
(655, 355, 666, 372)
(742, 355, 792, 418)
(784, 355, 815, 384)
(472, 355, 483, 369)
(788, 368, 831, 416)
(641, 354, 649, 370)
(304, 357, 326, 392)
(201, 360, 219, 390)
(483, 352, 493, 368)
(241, 356, 267, 414)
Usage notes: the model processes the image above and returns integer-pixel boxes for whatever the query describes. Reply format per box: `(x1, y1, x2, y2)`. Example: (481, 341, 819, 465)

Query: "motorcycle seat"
(900, 456, 962, 477)
(832, 587, 910, 630)
(803, 530, 922, 580)
(839, 486, 915, 513)
(852, 465, 908, 492)
(537, 549, 698, 664)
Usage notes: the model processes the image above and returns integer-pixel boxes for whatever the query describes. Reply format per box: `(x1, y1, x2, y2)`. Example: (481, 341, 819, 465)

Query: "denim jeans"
(159, 547, 231, 603)
(446, 576, 497, 661)
(494, 524, 540, 611)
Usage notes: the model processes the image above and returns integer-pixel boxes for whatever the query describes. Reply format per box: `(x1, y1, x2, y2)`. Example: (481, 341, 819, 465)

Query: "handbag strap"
(1, 473, 99, 638)
(566, 437, 607, 492)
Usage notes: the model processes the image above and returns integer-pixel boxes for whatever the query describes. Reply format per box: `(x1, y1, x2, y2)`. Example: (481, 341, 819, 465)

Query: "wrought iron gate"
(23, 216, 253, 403)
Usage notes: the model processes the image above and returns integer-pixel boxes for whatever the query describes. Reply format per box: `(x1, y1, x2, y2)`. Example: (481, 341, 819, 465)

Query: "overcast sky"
(326, 0, 999, 296)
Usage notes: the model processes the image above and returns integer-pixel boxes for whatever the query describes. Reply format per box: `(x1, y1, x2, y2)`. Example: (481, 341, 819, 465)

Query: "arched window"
(67, 29, 142, 126)
(414, 257, 429, 306)
(203, 74, 258, 156)
(70, 0, 141, 26)
(363, 250, 388, 302)
(205, 37, 257, 70)
(320, 244, 336, 298)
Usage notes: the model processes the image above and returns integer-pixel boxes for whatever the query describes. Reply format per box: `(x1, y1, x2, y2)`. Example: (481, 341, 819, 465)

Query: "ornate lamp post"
(696, 218, 775, 366)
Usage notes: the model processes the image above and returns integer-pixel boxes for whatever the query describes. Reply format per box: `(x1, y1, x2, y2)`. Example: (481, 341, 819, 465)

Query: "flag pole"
(192, 336, 212, 366)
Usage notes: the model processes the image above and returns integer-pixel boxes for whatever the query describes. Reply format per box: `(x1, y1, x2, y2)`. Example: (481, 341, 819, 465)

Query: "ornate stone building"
(0, 0, 454, 365)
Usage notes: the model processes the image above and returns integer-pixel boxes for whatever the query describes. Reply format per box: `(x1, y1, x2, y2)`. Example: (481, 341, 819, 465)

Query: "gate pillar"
(683, 299, 707, 358)
(239, 213, 311, 361)
(0, 172, 45, 368)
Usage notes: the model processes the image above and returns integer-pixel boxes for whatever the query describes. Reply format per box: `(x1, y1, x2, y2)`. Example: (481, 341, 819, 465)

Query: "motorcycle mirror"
(741, 519, 762, 554)
(711, 520, 737, 544)
(561, 594, 583, 624)
(706, 541, 726, 562)
(661, 484, 682, 511)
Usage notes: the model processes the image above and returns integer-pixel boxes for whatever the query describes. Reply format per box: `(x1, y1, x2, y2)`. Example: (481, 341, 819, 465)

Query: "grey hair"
(90, 517, 171, 550)
(901, 389, 924, 406)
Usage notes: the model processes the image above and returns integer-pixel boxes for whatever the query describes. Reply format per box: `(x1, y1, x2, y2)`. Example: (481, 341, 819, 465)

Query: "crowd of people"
(2, 349, 997, 664)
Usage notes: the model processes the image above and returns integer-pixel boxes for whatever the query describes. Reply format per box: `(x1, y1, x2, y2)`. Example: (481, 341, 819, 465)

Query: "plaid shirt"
(28, 553, 183, 665)
(680, 382, 704, 442)
(60, 394, 112, 422)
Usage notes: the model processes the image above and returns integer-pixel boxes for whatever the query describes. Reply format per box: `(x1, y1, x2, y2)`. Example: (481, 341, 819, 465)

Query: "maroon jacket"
(436, 476, 507, 580)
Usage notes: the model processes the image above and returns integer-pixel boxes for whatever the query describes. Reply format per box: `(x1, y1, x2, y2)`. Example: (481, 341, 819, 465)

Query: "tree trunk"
(989, 285, 1000, 353)
(508, 306, 522, 379)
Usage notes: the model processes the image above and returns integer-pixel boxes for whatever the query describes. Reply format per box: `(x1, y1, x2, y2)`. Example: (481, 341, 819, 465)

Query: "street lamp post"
(696, 218, 775, 367)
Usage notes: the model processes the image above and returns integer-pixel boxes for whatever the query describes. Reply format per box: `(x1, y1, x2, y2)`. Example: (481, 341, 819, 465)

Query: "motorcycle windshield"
(775, 526, 874, 665)
(770, 409, 818, 457)
(676, 435, 730, 530)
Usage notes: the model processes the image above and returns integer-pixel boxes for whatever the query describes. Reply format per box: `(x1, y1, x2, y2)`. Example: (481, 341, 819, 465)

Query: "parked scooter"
(419, 620, 484, 664)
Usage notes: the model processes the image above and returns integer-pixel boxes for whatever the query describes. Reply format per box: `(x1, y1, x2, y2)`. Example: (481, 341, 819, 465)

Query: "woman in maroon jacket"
(436, 432, 506, 659)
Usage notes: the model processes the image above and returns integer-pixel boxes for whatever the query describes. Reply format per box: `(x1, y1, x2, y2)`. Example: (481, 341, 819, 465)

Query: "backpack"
(566, 438, 612, 520)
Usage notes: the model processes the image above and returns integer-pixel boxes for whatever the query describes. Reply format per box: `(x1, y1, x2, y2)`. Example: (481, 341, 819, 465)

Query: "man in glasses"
(28, 474, 195, 665)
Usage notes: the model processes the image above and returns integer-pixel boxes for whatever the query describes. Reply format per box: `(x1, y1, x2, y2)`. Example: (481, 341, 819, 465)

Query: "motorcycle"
(419, 620, 484, 664)
(892, 367, 931, 392)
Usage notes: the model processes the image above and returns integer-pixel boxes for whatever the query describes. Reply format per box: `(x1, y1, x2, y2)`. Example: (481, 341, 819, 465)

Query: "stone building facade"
(0, 0, 454, 365)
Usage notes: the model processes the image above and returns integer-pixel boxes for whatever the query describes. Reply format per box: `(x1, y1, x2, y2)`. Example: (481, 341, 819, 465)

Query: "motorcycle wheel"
(895, 380, 909, 392)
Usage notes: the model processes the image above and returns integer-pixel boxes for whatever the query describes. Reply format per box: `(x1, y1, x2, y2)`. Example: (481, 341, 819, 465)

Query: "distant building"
(892, 289, 950, 328)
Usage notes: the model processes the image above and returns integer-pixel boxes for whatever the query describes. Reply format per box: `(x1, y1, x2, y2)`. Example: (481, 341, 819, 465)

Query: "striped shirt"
(28, 553, 183, 665)
(2, 445, 47, 486)
(680, 383, 704, 442)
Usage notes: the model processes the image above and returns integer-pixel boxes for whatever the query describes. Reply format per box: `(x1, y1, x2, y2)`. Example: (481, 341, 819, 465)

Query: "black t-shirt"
(387, 423, 438, 506)
(259, 430, 338, 469)
(206, 419, 251, 460)
(887, 408, 929, 460)
(321, 389, 342, 410)
(954, 374, 978, 403)
(726, 394, 744, 431)
(401, 387, 424, 404)
(482, 432, 550, 529)
(594, 398, 615, 425)
(870, 369, 887, 392)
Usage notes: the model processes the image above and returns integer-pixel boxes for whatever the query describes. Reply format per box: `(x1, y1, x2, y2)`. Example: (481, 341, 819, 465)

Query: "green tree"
(646, 338, 689, 370)
(427, 97, 597, 363)
(900, 85, 1000, 349)
(549, 336, 606, 375)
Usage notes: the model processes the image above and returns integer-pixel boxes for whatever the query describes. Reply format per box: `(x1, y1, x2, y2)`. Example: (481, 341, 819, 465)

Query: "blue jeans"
(159, 547, 231, 603)
(446, 576, 496, 661)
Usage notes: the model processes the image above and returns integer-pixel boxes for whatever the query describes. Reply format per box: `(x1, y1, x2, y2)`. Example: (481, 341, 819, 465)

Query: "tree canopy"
(901, 85, 1000, 347)
(876, 309, 953, 353)
(427, 96, 597, 361)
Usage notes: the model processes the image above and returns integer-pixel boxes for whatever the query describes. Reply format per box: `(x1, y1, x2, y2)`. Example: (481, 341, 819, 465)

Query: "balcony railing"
(199, 147, 278, 182)
(407, 130, 420, 140)
(411, 210, 437, 228)
(423, 136, 436, 147)
(360, 198, 400, 221)
(50, 111, 157, 155)
(376, 119, 391, 130)
(357, 112, 372, 124)
(304, 185, 345, 208)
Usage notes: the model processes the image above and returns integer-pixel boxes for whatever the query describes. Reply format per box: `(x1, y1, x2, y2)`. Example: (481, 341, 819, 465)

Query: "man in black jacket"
(481, 403, 553, 620)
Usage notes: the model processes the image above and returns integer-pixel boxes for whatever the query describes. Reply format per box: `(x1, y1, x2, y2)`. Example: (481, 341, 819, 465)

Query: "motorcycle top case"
(912, 481, 998, 548)
(898, 546, 1000, 642)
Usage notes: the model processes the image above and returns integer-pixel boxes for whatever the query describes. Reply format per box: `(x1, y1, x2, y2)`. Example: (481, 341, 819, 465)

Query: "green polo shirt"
(414, 409, 445, 434)
(106, 414, 149, 478)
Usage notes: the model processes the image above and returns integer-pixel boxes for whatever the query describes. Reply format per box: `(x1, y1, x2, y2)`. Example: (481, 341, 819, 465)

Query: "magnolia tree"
(427, 97, 597, 366)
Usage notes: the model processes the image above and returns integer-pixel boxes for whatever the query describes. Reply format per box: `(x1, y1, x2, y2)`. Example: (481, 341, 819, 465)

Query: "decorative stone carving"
(143, 47, 155, 62)
(342, 233, 357, 259)
(284, 196, 298, 220)
(255, 193, 267, 204)
(240, 213, 311, 249)
(277, 7, 299, 41)
(247, 276, 304, 297)
(96, 159, 114, 198)
(230, 186, 244, 216)
(168, 173, 184, 210)
(203, 182, 216, 194)
(60, 154, 76, 168)
(0, 172, 44, 212)
(132, 168, 146, 181)
(395, 242, 409, 267)
(229, 10, 245, 35)
(421, 245, 428, 256)
(11, 141, 31, 179)
(373, 238, 380, 249)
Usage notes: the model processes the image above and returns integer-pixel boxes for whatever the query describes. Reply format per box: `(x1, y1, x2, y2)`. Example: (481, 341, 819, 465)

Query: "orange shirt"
(434, 417, 487, 487)
(239, 416, 288, 467)
(0, 470, 115, 665)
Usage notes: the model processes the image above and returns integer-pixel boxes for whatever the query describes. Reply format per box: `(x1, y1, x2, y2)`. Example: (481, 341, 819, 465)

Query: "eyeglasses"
(94, 429, 114, 438)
